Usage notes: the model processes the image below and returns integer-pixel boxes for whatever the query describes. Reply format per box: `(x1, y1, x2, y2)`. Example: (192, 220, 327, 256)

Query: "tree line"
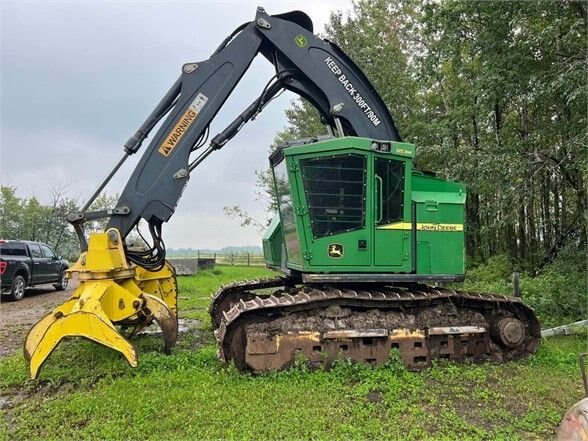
(263, 0, 586, 273)
(0, 186, 117, 259)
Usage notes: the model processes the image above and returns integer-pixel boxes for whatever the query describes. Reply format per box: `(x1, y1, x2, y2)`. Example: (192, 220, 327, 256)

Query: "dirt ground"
(0, 279, 78, 357)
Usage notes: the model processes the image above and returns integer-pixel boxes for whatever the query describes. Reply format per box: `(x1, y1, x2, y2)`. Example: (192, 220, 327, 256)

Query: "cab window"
(375, 157, 404, 225)
(300, 154, 366, 238)
(41, 245, 55, 259)
(29, 244, 43, 258)
(273, 158, 301, 262)
(0, 242, 27, 256)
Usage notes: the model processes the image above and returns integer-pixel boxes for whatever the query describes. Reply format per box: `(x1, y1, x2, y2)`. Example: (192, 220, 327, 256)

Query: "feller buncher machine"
(25, 8, 541, 379)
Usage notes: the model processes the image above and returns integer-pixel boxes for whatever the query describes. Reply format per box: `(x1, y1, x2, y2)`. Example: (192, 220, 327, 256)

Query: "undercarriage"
(211, 278, 541, 372)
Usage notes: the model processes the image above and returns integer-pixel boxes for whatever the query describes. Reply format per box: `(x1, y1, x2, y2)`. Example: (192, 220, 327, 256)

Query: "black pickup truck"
(0, 240, 69, 301)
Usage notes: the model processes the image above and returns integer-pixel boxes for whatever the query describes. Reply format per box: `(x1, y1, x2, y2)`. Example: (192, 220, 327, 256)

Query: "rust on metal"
(555, 354, 588, 441)
(210, 279, 541, 373)
(557, 397, 588, 441)
(428, 326, 486, 335)
(246, 332, 278, 355)
(323, 329, 388, 339)
(492, 317, 526, 348)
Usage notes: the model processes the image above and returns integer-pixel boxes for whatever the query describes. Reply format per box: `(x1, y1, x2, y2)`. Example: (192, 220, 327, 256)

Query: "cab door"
(297, 152, 371, 268)
(40, 244, 60, 280)
(28, 243, 50, 283)
(373, 156, 409, 267)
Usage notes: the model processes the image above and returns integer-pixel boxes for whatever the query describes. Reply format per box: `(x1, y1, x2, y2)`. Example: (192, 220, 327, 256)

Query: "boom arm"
(73, 7, 401, 267)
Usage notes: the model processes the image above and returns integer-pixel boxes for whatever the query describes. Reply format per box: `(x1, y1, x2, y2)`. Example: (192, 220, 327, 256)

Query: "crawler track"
(210, 279, 541, 372)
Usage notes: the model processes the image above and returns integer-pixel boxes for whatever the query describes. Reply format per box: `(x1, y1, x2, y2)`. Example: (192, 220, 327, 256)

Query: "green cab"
(263, 137, 465, 282)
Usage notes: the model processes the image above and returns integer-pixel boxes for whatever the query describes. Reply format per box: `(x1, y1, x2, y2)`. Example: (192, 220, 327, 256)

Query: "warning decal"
(159, 93, 208, 157)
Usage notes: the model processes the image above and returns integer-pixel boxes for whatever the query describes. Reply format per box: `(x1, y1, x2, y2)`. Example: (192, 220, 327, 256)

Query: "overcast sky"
(0, 0, 352, 249)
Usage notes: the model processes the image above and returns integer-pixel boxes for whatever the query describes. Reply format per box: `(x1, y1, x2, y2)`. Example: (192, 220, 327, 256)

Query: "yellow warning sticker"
(159, 93, 208, 157)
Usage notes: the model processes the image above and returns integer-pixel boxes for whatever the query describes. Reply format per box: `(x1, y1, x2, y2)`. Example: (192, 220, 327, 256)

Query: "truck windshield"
(0, 242, 27, 256)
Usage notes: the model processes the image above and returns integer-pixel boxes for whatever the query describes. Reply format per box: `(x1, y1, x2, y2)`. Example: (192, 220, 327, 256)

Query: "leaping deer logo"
(328, 244, 344, 258)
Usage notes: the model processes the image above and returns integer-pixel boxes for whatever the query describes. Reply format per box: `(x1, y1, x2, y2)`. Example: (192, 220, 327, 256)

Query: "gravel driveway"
(0, 279, 78, 357)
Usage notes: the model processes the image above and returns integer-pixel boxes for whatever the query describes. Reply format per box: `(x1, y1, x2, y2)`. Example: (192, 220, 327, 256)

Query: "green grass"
(1, 265, 586, 440)
(177, 264, 275, 327)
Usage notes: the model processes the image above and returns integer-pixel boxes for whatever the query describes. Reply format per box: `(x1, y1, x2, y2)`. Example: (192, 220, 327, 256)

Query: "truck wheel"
(10, 275, 26, 301)
(54, 271, 68, 291)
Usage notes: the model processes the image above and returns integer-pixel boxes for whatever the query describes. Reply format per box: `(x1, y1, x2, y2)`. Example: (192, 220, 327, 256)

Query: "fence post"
(247, 253, 250, 266)
(197, 249, 200, 260)
(231, 253, 234, 265)
(213, 253, 216, 263)
(512, 272, 520, 297)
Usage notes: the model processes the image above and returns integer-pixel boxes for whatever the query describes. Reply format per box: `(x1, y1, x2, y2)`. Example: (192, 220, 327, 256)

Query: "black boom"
(71, 7, 401, 268)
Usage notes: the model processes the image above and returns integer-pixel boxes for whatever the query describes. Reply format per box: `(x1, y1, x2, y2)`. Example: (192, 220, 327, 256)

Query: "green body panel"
(262, 215, 283, 268)
(412, 174, 466, 275)
(264, 137, 466, 278)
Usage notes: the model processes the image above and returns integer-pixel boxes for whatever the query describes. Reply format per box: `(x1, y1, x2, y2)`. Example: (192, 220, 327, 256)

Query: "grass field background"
(0, 265, 585, 440)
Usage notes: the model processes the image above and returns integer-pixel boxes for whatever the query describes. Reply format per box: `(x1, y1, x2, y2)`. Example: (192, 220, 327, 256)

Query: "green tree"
(325, 0, 419, 137)
(412, 0, 586, 267)
(87, 192, 120, 233)
(0, 186, 24, 239)
(0, 185, 124, 260)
